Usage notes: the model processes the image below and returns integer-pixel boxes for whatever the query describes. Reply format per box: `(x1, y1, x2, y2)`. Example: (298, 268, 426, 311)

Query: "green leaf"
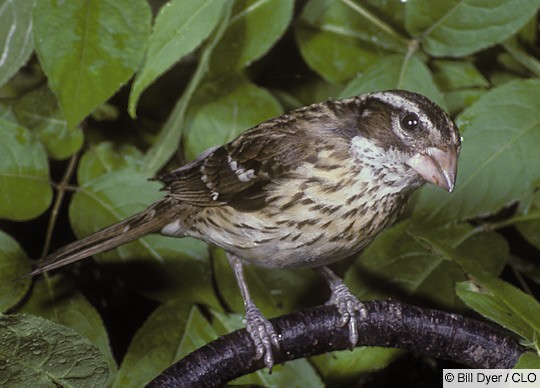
(18, 276, 117, 384)
(432, 60, 489, 91)
(245, 358, 323, 387)
(346, 221, 463, 308)
(311, 347, 402, 386)
(0, 313, 109, 386)
(409, 233, 540, 346)
(69, 169, 219, 308)
(77, 141, 143, 184)
(345, 220, 507, 309)
(515, 191, 540, 251)
(183, 76, 282, 160)
(128, 0, 226, 116)
(209, 0, 294, 73)
(174, 305, 217, 359)
(415, 78, 540, 223)
(213, 249, 319, 318)
(456, 277, 540, 344)
(296, 0, 406, 83)
(443, 88, 486, 116)
(0, 0, 34, 88)
(210, 310, 325, 387)
(0, 118, 52, 220)
(515, 352, 540, 369)
(339, 55, 445, 109)
(33, 0, 151, 129)
(405, 0, 540, 57)
(12, 84, 83, 160)
(0, 230, 31, 312)
(114, 300, 197, 388)
(0, 101, 17, 122)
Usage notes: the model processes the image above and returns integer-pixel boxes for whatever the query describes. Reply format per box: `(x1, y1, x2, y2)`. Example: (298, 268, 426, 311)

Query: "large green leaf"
(33, 0, 151, 129)
(0, 119, 52, 220)
(296, 0, 406, 84)
(409, 231, 540, 347)
(345, 220, 507, 309)
(0, 313, 109, 386)
(129, 0, 226, 116)
(183, 76, 282, 160)
(406, 0, 540, 57)
(12, 84, 83, 160)
(209, 0, 294, 73)
(340, 55, 445, 109)
(0, 0, 34, 89)
(0, 230, 31, 312)
(415, 78, 540, 223)
(113, 300, 196, 388)
(18, 276, 117, 384)
(69, 169, 219, 308)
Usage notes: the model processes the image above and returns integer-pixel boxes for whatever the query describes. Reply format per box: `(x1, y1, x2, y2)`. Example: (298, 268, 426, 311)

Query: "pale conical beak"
(406, 147, 458, 192)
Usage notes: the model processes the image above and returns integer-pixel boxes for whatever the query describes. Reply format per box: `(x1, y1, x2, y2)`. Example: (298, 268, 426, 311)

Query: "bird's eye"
(400, 113, 419, 132)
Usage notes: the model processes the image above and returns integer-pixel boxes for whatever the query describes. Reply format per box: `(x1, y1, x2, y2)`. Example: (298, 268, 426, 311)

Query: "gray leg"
(227, 253, 280, 369)
(316, 265, 367, 348)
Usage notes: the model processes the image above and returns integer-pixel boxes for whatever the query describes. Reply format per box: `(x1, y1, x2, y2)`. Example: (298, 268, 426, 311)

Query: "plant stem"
(339, 0, 409, 46)
(397, 39, 420, 88)
(41, 154, 79, 258)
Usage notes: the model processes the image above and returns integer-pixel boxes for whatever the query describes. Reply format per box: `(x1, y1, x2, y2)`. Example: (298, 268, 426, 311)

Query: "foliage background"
(1, 0, 540, 386)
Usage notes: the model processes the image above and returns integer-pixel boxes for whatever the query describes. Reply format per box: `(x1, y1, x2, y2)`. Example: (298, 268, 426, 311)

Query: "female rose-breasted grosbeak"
(27, 90, 460, 368)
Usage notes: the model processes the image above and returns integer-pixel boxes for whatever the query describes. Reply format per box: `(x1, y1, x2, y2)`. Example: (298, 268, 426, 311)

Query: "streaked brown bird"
(26, 90, 460, 369)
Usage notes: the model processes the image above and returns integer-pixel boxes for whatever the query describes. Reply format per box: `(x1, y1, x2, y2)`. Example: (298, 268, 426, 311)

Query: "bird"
(25, 89, 460, 369)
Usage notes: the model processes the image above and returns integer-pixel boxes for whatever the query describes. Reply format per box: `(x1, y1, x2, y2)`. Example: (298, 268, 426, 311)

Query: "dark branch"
(147, 300, 529, 388)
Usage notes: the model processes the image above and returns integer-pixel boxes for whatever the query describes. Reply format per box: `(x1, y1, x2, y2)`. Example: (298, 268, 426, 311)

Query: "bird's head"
(348, 90, 461, 192)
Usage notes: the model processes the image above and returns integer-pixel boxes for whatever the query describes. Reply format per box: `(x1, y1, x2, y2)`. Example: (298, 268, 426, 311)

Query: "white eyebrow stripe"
(371, 92, 422, 114)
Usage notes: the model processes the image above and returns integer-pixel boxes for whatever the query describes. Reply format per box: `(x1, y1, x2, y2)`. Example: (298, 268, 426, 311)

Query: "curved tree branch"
(147, 300, 529, 388)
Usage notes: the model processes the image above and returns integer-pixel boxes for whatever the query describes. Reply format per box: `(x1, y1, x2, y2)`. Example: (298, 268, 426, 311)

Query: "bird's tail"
(24, 203, 173, 278)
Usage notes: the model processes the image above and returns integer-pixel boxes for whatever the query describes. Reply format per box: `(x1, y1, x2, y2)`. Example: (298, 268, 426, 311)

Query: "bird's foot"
(326, 283, 367, 348)
(245, 301, 280, 370)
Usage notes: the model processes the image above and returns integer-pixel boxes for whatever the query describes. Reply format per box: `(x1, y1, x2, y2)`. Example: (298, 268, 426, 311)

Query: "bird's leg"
(316, 265, 367, 349)
(227, 253, 280, 369)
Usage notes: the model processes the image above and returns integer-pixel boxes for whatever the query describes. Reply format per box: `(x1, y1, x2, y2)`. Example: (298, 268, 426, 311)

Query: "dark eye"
(400, 113, 419, 131)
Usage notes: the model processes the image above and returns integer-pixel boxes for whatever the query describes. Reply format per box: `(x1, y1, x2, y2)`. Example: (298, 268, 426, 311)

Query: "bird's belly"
(199, 217, 367, 268)
(190, 199, 398, 268)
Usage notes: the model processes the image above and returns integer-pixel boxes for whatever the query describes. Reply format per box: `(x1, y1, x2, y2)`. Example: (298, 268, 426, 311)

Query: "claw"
(326, 282, 367, 348)
(245, 301, 279, 370)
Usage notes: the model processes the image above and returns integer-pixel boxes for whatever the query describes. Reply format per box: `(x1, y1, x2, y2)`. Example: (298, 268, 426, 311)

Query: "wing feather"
(156, 120, 309, 210)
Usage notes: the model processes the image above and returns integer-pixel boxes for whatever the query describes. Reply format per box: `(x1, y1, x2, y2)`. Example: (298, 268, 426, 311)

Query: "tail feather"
(25, 208, 172, 278)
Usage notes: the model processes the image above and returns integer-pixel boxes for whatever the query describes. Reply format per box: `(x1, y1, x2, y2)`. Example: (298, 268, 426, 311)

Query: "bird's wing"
(156, 124, 305, 210)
